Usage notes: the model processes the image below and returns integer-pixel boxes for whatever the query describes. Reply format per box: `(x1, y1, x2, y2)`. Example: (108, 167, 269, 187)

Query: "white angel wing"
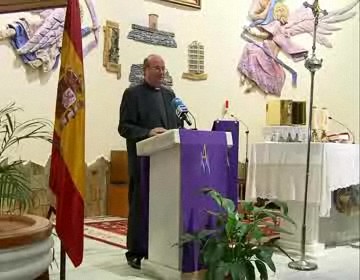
(283, 0, 359, 48)
(17, 8, 65, 54)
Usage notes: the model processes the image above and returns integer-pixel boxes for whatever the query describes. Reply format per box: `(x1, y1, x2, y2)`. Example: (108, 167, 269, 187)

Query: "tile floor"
(49, 235, 359, 280)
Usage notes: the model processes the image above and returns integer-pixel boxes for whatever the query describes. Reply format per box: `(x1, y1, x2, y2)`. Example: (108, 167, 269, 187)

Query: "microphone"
(230, 114, 249, 133)
(328, 116, 355, 144)
(171, 97, 193, 127)
(229, 113, 250, 195)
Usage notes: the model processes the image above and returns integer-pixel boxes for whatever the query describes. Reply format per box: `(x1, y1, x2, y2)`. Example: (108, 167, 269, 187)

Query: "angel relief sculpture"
(0, 0, 99, 73)
(238, 0, 359, 96)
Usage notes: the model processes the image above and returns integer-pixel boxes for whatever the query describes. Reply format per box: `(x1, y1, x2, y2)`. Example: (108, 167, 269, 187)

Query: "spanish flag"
(49, 0, 85, 267)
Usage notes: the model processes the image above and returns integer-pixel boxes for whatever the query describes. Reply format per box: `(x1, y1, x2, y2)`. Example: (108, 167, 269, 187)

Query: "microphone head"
(171, 97, 189, 115)
(171, 97, 193, 126)
(170, 97, 180, 108)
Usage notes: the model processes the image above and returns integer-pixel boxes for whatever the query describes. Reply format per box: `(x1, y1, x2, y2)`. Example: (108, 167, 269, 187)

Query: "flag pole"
(60, 244, 66, 280)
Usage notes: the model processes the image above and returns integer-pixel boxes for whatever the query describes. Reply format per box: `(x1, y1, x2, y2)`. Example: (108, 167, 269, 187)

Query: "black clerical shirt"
(118, 82, 180, 176)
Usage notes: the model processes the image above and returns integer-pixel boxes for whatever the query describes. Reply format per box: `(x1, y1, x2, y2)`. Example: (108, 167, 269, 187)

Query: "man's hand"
(148, 127, 167, 137)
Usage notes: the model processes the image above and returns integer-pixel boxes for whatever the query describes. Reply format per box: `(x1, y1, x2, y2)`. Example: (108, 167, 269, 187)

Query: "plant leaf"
(244, 260, 256, 280)
(203, 239, 225, 265)
(225, 212, 238, 238)
(252, 226, 264, 241)
(229, 263, 245, 280)
(176, 233, 198, 246)
(206, 210, 222, 217)
(207, 210, 227, 225)
(255, 260, 268, 280)
(176, 228, 219, 247)
(202, 188, 222, 206)
(206, 262, 228, 280)
(236, 223, 249, 240)
(254, 208, 296, 228)
(198, 229, 218, 239)
(245, 245, 262, 259)
(202, 188, 235, 214)
(242, 201, 254, 212)
(262, 222, 294, 235)
(267, 199, 288, 215)
(222, 197, 236, 213)
(0, 162, 32, 214)
(5, 113, 14, 133)
(217, 262, 230, 280)
(256, 248, 276, 272)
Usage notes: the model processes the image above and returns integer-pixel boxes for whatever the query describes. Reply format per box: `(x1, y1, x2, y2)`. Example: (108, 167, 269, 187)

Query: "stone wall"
(16, 156, 110, 218)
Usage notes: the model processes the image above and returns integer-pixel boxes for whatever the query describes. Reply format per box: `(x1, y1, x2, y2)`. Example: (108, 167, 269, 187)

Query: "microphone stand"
(188, 111, 198, 130)
(230, 113, 249, 200)
(288, 0, 327, 271)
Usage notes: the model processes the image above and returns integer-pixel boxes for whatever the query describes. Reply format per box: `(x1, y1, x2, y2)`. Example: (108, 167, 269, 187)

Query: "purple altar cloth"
(138, 156, 150, 257)
(179, 129, 230, 272)
(212, 120, 239, 205)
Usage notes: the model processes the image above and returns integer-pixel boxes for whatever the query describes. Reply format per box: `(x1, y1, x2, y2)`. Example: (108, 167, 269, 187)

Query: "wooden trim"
(0, 0, 67, 14)
(160, 0, 201, 9)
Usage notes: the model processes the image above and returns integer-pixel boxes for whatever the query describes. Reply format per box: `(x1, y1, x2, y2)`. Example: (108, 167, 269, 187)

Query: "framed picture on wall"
(160, 0, 201, 9)
(0, 0, 66, 13)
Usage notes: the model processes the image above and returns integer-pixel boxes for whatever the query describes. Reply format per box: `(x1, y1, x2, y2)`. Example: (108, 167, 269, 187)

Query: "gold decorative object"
(266, 99, 293, 126)
(182, 41, 207, 81)
(103, 20, 121, 79)
(311, 129, 328, 142)
(291, 101, 306, 125)
(311, 106, 329, 142)
(266, 99, 307, 126)
(312, 106, 329, 131)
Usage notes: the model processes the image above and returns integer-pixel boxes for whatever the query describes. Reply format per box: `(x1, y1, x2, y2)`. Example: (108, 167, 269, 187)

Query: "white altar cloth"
(246, 143, 359, 217)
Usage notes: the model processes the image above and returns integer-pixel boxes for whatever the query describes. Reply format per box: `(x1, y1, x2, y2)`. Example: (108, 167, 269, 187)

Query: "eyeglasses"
(149, 66, 166, 72)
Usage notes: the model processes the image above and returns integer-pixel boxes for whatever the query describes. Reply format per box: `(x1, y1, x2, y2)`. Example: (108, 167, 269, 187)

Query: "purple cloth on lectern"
(139, 156, 150, 257)
(179, 129, 230, 272)
(212, 120, 239, 205)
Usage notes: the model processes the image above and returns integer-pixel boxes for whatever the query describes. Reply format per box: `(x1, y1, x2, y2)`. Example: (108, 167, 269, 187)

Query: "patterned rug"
(84, 216, 127, 249)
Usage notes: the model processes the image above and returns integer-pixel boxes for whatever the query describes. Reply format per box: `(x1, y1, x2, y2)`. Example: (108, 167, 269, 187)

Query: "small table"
(246, 143, 359, 257)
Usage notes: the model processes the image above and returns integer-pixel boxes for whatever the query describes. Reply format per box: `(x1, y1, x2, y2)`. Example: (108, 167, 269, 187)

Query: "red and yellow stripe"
(49, 0, 85, 267)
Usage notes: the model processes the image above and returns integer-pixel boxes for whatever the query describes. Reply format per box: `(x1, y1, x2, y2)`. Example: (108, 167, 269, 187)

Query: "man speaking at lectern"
(118, 54, 181, 269)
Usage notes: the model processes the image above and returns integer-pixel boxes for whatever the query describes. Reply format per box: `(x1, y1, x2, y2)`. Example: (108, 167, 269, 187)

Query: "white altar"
(246, 143, 359, 257)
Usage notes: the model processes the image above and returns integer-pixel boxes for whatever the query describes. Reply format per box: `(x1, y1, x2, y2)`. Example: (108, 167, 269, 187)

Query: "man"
(118, 54, 181, 269)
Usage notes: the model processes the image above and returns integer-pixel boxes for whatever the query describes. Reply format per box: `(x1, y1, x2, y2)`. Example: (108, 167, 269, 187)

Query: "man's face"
(144, 56, 165, 88)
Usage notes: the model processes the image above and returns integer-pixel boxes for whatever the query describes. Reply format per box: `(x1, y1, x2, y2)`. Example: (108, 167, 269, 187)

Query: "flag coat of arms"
(49, 0, 86, 267)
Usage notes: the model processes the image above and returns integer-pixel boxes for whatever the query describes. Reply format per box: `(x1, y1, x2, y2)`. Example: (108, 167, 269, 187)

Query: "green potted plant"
(0, 102, 52, 214)
(179, 188, 296, 280)
(0, 102, 54, 280)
